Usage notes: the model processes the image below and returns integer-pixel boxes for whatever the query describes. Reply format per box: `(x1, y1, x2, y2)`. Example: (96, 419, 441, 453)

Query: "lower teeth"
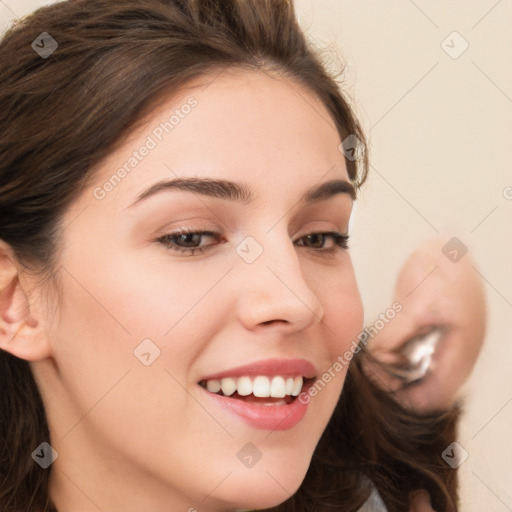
(214, 391, 294, 404)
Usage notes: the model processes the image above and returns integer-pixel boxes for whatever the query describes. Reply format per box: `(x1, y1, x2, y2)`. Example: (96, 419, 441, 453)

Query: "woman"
(0, 1, 459, 510)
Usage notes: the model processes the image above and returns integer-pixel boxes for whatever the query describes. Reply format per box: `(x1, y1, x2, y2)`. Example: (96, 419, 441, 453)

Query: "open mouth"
(198, 375, 315, 406)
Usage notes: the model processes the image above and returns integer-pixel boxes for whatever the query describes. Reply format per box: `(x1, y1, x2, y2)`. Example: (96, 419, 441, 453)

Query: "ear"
(0, 240, 52, 361)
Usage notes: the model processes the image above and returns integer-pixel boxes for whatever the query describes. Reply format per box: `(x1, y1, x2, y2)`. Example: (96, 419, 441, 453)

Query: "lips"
(198, 358, 317, 430)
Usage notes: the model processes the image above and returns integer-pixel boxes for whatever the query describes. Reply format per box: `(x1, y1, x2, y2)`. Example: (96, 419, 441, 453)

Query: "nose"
(233, 232, 325, 334)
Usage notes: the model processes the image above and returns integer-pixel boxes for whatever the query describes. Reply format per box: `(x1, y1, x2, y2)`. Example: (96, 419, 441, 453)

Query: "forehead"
(86, 69, 349, 210)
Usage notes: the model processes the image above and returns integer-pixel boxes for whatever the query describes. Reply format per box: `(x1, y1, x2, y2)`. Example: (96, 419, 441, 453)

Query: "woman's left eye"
(156, 229, 349, 256)
(295, 232, 349, 252)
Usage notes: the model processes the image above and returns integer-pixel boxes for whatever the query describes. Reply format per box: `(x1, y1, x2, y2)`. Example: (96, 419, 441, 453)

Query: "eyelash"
(156, 228, 349, 256)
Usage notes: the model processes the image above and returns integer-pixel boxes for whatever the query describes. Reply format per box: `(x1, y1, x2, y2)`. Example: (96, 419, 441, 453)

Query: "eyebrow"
(128, 176, 356, 208)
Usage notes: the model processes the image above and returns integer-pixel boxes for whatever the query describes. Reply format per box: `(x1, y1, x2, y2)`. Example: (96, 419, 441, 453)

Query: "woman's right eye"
(156, 229, 223, 256)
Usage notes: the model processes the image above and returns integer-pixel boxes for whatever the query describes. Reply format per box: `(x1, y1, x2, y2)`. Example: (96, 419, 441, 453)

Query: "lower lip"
(200, 384, 312, 431)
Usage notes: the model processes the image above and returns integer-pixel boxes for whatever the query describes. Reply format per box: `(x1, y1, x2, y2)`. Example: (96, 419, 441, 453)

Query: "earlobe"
(0, 241, 51, 361)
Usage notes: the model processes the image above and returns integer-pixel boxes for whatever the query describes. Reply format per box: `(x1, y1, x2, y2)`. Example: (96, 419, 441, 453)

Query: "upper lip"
(198, 358, 317, 382)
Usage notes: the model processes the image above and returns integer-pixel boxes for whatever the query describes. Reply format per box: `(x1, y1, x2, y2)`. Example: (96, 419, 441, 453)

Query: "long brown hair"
(0, 1, 458, 511)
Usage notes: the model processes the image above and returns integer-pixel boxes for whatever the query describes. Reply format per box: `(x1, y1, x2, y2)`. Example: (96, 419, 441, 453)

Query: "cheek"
(320, 264, 364, 358)
(59, 248, 231, 343)
(50, 251, 235, 425)
(300, 264, 363, 418)
(48, 256, 200, 413)
(49, 264, 225, 473)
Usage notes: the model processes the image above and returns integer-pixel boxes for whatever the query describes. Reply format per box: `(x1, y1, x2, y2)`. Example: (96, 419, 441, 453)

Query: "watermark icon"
(442, 442, 469, 468)
(134, 338, 161, 366)
(503, 186, 512, 200)
(93, 97, 198, 200)
(31, 32, 58, 59)
(441, 236, 468, 263)
(235, 236, 264, 264)
(298, 301, 403, 404)
(338, 134, 364, 162)
(441, 31, 469, 59)
(237, 442, 262, 468)
(32, 442, 58, 469)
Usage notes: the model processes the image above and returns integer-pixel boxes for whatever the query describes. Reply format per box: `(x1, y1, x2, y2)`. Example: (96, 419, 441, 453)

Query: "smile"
(200, 375, 306, 403)
(198, 359, 317, 430)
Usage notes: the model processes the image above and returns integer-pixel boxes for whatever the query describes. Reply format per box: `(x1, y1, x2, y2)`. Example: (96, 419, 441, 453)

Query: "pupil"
(180, 233, 200, 247)
(307, 234, 323, 248)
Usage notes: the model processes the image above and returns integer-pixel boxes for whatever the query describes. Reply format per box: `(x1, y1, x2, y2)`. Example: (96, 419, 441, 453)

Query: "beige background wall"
(1, 1, 511, 510)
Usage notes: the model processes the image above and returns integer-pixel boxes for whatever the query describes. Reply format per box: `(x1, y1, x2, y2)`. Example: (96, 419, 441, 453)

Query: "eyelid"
(296, 231, 350, 251)
(155, 229, 222, 256)
(155, 227, 349, 257)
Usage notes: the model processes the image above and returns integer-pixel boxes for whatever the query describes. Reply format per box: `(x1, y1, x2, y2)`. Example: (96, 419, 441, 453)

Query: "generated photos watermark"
(298, 301, 403, 404)
(93, 97, 198, 200)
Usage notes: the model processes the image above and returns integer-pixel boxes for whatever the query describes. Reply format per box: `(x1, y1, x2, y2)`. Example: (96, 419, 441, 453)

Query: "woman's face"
(34, 70, 363, 511)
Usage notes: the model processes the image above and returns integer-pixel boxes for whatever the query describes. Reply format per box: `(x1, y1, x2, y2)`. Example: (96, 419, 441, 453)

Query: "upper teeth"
(205, 376, 304, 398)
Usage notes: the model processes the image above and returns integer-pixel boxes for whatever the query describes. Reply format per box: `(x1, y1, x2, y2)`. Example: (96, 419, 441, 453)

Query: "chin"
(223, 484, 299, 511)
(216, 457, 310, 511)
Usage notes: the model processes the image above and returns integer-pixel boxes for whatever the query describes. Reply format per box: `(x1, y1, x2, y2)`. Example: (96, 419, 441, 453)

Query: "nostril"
(260, 319, 288, 326)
